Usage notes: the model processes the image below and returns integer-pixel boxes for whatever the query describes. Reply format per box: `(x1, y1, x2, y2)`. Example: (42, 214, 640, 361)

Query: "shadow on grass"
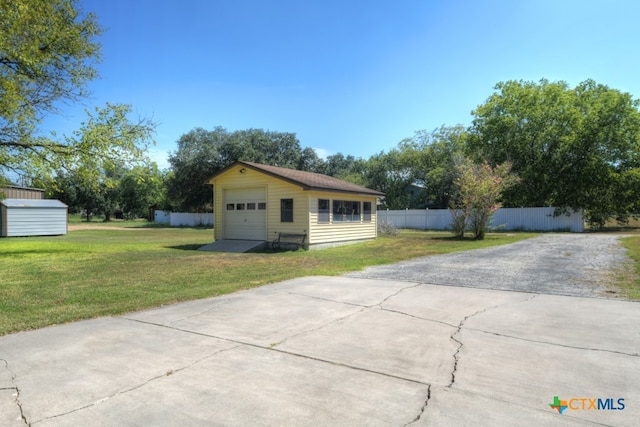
(137, 223, 213, 230)
(1, 249, 78, 256)
(165, 244, 205, 251)
(254, 248, 304, 254)
(428, 236, 481, 242)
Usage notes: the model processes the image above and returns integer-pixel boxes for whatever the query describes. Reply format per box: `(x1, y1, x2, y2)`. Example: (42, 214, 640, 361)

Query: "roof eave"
(207, 161, 385, 197)
(304, 186, 385, 197)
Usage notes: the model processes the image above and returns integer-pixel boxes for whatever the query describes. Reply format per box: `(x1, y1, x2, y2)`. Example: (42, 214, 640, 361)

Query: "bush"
(450, 208, 468, 238)
(378, 220, 400, 236)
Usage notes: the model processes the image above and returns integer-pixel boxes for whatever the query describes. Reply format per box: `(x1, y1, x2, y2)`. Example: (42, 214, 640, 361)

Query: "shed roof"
(210, 161, 385, 197)
(1, 199, 67, 208)
(0, 185, 45, 192)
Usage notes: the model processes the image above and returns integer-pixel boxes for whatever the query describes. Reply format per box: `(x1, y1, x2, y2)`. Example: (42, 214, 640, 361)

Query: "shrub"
(378, 220, 399, 236)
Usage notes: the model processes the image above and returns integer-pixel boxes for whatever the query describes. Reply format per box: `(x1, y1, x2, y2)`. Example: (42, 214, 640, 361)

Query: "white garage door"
(223, 188, 267, 240)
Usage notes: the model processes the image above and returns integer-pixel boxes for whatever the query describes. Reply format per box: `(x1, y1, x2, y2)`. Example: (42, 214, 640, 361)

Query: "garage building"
(207, 161, 384, 249)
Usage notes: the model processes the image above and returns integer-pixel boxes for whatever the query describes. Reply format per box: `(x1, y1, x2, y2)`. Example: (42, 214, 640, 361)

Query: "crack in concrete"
(269, 345, 431, 386)
(374, 282, 425, 307)
(271, 283, 429, 347)
(125, 317, 432, 387)
(378, 307, 458, 328)
(468, 328, 640, 357)
(268, 306, 367, 348)
(285, 292, 367, 308)
(404, 385, 431, 426)
(1, 359, 29, 426)
(162, 298, 235, 326)
(34, 345, 243, 424)
(447, 294, 538, 388)
(124, 303, 437, 427)
(287, 281, 424, 309)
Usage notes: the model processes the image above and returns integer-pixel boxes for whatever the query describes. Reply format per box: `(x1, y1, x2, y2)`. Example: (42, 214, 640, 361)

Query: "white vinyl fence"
(378, 207, 584, 232)
(154, 210, 213, 227)
(154, 210, 171, 223)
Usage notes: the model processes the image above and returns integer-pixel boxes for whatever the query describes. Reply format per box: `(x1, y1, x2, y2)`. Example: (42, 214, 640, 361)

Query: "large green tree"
(48, 104, 157, 220)
(318, 153, 362, 178)
(166, 127, 227, 212)
(361, 150, 413, 209)
(1, 0, 102, 180)
(167, 127, 308, 212)
(118, 163, 167, 218)
(397, 125, 468, 209)
(469, 79, 640, 226)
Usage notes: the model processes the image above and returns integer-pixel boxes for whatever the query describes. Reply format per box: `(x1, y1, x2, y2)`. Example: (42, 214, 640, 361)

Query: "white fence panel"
(154, 210, 171, 223)
(169, 212, 213, 227)
(492, 207, 583, 232)
(378, 207, 583, 232)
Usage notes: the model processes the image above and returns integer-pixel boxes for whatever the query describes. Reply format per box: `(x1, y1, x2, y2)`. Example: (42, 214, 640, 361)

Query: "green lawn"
(0, 228, 540, 336)
(619, 235, 640, 299)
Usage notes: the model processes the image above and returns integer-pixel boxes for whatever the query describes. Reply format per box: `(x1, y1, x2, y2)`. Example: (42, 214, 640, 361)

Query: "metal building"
(0, 199, 68, 237)
(0, 185, 45, 200)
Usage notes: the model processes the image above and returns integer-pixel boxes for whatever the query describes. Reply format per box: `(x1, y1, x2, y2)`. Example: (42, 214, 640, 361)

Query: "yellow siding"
(210, 164, 379, 247)
(264, 176, 309, 242)
(210, 165, 308, 242)
(307, 191, 378, 247)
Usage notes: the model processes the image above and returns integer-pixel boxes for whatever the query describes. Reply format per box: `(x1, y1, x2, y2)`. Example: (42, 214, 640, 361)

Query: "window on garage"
(363, 202, 372, 222)
(333, 200, 361, 222)
(280, 199, 293, 222)
(318, 199, 330, 223)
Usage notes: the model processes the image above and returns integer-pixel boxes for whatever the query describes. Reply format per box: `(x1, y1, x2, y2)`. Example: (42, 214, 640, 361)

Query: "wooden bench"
(271, 232, 307, 250)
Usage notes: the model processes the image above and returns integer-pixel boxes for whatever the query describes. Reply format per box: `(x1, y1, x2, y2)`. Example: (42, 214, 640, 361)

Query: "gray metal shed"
(0, 199, 68, 237)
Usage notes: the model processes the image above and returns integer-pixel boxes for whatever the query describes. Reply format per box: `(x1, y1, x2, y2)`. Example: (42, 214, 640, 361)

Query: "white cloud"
(312, 147, 331, 160)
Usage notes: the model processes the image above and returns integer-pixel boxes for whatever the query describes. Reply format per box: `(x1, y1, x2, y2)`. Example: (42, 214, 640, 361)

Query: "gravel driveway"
(346, 233, 632, 298)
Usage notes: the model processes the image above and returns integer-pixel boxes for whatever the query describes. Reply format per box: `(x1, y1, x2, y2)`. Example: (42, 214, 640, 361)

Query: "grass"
(619, 236, 640, 299)
(594, 218, 640, 299)
(0, 228, 537, 336)
(67, 214, 171, 228)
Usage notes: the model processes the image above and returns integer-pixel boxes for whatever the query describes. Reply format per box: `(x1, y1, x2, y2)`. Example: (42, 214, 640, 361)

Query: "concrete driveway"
(1, 235, 639, 426)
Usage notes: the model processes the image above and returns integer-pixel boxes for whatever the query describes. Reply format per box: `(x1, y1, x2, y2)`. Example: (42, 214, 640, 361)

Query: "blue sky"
(43, 0, 640, 169)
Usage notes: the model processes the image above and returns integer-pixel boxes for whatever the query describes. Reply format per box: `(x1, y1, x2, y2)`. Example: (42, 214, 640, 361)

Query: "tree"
(398, 125, 468, 208)
(450, 157, 518, 239)
(361, 150, 413, 209)
(469, 79, 640, 226)
(224, 129, 302, 168)
(49, 162, 165, 220)
(166, 127, 227, 212)
(48, 169, 104, 220)
(119, 164, 166, 218)
(1, 0, 102, 180)
(319, 153, 361, 177)
(298, 147, 323, 172)
(48, 103, 157, 220)
(166, 127, 307, 212)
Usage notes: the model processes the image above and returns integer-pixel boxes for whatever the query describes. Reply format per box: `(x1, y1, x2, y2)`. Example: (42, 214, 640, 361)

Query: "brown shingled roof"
(211, 161, 385, 197)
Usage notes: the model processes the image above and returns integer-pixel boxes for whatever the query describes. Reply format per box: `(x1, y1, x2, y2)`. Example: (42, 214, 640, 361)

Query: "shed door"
(223, 188, 267, 240)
